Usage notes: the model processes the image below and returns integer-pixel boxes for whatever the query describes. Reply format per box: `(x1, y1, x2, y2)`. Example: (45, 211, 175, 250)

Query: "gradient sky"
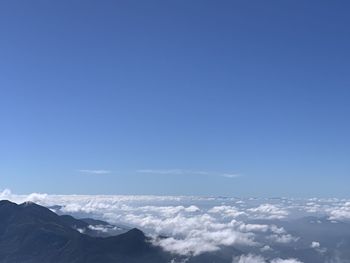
(1, 1, 349, 197)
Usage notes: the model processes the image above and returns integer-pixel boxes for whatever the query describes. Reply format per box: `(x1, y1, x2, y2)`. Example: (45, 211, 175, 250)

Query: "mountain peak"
(20, 201, 36, 206)
(0, 199, 17, 208)
(128, 228, 145, 237)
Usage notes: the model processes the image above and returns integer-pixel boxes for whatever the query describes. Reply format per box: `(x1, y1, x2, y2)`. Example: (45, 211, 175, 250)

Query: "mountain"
(59, 214, 128, 237)
(0, 200, 171, 263)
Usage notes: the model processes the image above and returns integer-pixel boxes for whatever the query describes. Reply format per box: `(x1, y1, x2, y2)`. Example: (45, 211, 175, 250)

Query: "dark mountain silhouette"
(0, 200, 171, 263)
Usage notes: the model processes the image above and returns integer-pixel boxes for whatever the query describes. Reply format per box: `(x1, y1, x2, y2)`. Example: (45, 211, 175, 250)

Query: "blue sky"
(1, 1, 349, 197)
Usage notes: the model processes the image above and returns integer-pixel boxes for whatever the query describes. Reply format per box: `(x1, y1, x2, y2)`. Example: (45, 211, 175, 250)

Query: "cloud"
(78, 169, 111, 175)
(154, 227, 256, 256)
(247, 204, 289, 219)
(24, 193, 48, 203)
(221, 173, 241, 178)
(137, 169, 209, 175)
(268, 233, 299, 244)
(260, 245, 271, 252)
(1, 190, 336, 258)
(88, 224, 122, 233)
(271, 259, 303, 263)
(0, 189, 12, 199)
(311, 241, 320, 248)
(122, 212, 257, 256)
(208, 206, 246, 218)
(327, 202, 350, 221)
(233, 254, 266, 263)
(233, 254, 303, 263)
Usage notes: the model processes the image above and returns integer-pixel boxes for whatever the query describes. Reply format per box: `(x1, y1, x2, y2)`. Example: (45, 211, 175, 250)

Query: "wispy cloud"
(137, 169, 241, 178)
(137, 169, 209, 175)
(78, 169, 111, 175)
(220, 173, 241, 178)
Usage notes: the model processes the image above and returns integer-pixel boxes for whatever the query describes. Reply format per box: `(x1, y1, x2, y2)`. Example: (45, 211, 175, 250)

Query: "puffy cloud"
(233, 254, 266, 263)
(269, 225, 286, 234)
(0, 189, 12, 199)
(24, 193, 48, 203)
(124, 213, 257, 256)
(311, 241, 320, 248)
(327, 202, 350, 221)
(155, 228, 255, 256)
(260, 245, 272, 252)
(208, 206, 246, 218)
(247, 204, 289, 219)
(238, 223, 269, 233)
(268, 233, 299, 244)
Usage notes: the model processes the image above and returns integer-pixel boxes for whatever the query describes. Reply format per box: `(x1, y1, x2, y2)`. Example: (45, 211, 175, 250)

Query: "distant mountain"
(59, 214, 129, 237)
(0, 200, 171, 263)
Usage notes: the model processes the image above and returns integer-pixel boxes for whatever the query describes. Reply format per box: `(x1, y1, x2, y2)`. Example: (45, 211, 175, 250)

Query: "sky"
(0, 1, 349, 197)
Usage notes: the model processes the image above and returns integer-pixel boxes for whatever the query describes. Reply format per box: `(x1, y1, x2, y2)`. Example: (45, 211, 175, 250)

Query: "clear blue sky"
(1, 1, 349, 197)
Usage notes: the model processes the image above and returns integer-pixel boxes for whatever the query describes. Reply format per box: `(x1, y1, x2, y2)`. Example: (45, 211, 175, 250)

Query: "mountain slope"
(0, 200, 170, 263)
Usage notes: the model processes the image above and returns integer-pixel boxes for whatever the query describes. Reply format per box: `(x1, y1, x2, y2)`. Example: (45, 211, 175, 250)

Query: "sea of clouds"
(1, 189, 350, 262)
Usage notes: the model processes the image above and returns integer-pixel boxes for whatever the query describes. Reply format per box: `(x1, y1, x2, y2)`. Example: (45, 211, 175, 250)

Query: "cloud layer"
(1, 189, 350, 261)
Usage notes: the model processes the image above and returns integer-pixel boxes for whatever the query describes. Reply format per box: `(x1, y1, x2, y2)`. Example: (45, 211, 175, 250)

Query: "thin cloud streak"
(137, 169, 209, 175)
(221, 173, 241, 178)
(78, 169, 111, 175)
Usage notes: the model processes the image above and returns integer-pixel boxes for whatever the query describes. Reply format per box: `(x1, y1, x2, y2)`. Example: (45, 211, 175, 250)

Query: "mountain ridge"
(0, 200, 170, 263)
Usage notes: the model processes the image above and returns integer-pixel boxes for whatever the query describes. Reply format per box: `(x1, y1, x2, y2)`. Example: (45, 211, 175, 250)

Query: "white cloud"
(78, 169, 111, 175)
(0, 189, 12, 199)
(271, 259, 303, 263)
(238, 223, 269, 233)
(137, 169, 209, 175)
(123, 212, 257, 256)
(260, 245, 272, 252)
(268, 233, 299, 244)
(327, 202, 350, 221)
(221, 173, 241, 178)
(155, 227, 256, 256)
(88, 224, 121, 233)
(24, 193, 48, 203)
(311, 241, 320, 248)
(233, 254, 266, 263)
(248, 204, 289, 219)
(208, 206, 246, 218)
(233, 254, 303, 263)
(269, 225, 286, 234)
